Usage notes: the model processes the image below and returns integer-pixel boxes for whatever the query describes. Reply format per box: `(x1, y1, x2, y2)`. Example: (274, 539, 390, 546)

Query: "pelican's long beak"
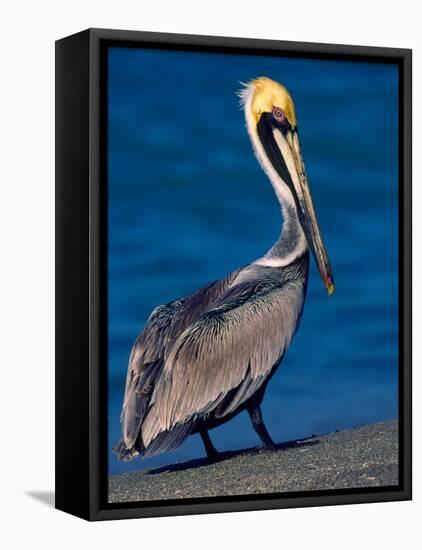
(258, 116, 334, 295)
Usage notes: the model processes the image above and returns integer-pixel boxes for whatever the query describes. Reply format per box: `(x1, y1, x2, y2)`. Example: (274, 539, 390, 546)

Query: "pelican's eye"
(272, 106, 285, 123)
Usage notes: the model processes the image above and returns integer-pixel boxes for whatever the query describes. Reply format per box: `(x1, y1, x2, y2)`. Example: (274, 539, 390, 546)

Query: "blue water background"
(108, 47, 398, 475)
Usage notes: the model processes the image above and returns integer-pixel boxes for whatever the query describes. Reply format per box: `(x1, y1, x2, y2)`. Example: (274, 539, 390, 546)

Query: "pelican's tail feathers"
(141, 422, 193, 458)
(112, 439, 139, 462)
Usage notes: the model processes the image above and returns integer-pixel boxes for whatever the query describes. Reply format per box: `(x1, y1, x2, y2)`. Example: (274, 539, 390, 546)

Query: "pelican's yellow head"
(240, 76, 334, 296)
(248, 77, 297, 128)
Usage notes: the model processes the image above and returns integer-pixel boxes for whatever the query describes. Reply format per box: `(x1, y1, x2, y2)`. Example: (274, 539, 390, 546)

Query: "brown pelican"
(114, 77, 334, 461)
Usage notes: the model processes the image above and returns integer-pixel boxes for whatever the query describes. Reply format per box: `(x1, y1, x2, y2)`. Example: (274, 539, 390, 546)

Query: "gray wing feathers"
(120, 301, 186, 448)
(121, 359, 163, 447)
(141, 279, 305, 447)
(142, 423, 193, 457)
(215, 370, 268, 418)
(120, 270, 240, 451)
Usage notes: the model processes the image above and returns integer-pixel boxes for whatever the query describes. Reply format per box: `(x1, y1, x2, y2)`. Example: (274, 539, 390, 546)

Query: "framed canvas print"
(55, 28, 412, 521)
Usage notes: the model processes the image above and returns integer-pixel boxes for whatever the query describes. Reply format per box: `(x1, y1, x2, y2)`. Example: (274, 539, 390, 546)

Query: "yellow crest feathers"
(239, 77, 297, 127)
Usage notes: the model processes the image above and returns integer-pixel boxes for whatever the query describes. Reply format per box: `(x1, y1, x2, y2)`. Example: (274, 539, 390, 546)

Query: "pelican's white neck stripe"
(241, 84, 307, 268)
(272, 128, 302, 194)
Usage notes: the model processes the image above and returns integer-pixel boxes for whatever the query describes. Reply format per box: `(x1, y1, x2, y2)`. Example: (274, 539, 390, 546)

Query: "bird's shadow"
(146, 436, 320, 475)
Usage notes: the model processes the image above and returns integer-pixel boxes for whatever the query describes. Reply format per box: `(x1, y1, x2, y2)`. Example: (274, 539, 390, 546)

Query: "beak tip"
(323, 273, 335, 296)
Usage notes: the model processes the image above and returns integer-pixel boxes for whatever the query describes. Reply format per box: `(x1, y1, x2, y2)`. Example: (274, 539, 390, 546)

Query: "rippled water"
(107, 47, 398, 475)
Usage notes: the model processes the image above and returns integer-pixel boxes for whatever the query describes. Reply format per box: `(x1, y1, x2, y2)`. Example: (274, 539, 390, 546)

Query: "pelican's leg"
(200, 429, 219, 458)
(247, 404, 276, 449)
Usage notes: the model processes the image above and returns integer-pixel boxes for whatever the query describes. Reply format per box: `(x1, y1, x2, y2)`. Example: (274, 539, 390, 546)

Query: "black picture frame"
(55, 28, 412, 521)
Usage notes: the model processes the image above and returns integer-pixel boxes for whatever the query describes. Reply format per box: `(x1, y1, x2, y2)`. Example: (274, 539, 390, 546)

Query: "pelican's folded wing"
(142, 279, 306, 447)
(117, 270, 240, 454)
(119, 299, 187, 452)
